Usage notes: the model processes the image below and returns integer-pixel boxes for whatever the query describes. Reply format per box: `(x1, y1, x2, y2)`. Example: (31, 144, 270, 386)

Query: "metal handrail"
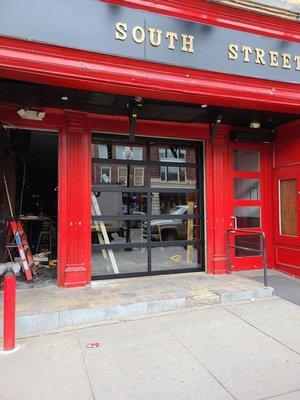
(226, 228, 268, 287)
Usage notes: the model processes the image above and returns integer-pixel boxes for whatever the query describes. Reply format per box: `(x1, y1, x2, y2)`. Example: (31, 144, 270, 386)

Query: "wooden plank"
(187, 201, 194, 264)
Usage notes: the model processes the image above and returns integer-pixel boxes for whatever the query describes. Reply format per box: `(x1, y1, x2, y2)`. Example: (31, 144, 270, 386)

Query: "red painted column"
(205, 133, 231, 274)
(58, 112, 91, 287)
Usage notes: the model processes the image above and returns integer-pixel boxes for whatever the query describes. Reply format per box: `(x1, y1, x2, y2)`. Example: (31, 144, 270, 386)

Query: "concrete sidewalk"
(0, 271, 274, 337)
(241, 269, 300, 306)
(1, 297, 299, 400)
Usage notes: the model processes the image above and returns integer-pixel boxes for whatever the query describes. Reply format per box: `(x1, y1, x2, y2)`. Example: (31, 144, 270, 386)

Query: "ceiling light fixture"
(249, 120, 261, 129)
(201, 104, 208, 108)
(61, 96, 69, 101)
(17, 109, 46, 121)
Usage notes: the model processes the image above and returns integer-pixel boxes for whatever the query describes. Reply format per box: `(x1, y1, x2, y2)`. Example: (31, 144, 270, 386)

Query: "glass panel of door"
(91, 136, 205, 278)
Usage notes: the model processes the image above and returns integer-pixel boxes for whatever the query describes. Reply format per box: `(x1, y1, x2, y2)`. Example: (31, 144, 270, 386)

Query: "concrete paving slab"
(239, 270, 300, 306)
(263, 390, 300, 400)
(76, 317, 234, 400)
(0, 299, 299, 400)
(1, 272, 272, 318)
(16, 312, 59, 336)
(224, 298, 300, 354)
(0, 272, 274, 337)
(0, 331, 93, 400)
(158, 302, 300, 400)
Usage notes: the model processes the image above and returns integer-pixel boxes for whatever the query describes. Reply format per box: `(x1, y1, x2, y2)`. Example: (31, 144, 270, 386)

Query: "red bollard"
(3, 273, 16, 352)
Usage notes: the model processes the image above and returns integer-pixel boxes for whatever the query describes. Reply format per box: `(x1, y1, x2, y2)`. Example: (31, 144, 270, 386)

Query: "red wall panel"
(275, 246, 300, 277)
(273, 139, 300, 168)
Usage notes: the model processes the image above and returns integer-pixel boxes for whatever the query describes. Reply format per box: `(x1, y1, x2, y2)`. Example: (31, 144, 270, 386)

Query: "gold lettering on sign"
(254, 48, 266, 65)
(114, 22, 299, 76)
(149, 28, 162, 47)
(132, 26, 145, 44)
(115, 22, 127, 41)
(228, 44, 238, 60)
(181, 34, 195, 53)
(269, 51, 278, 67)
(282, 53, 291, 69)
(241, 46, 252, 63)
(228, 43, 299, 73)
(294, 55, 300, 71)
(114, 22, 194, 54)
(166, 32, 178, 50)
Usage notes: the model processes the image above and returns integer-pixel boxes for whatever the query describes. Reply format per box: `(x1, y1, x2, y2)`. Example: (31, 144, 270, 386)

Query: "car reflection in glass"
(143, 205, 191, 242)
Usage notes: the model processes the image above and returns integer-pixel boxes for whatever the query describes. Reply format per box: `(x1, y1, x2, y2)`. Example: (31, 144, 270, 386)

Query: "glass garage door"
(91, 135, 205, 279)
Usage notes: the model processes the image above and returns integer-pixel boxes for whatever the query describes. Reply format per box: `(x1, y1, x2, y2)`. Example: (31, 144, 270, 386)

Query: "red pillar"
(205, 133, 231, 274)
(58, 112, 91, 287)
(3, 274, 16, 351)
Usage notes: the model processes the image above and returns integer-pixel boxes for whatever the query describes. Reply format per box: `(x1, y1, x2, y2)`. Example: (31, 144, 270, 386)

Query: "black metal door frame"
(91, 134, 205, 280)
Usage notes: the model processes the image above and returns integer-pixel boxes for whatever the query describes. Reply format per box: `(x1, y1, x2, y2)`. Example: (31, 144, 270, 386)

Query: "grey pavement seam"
(223, 307, 300, 356)
(76, 333, 96, 400)
(258, 388, 300, 400)
(157, 315, 238, 400)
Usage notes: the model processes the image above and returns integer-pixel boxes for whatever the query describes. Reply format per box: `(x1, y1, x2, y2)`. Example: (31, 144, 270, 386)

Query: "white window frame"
(100, 166, 111, 183)
(134, 167, 144, 186)
(159, 148, 186, 162)
(116, 146, 143, 160)
(93, 144, 108, 159)
(117, 166, 127, 184)
(160, 166, 186, 182)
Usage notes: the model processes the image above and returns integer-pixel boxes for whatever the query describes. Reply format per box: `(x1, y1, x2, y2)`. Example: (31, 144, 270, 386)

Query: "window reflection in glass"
(92, 191, 147, 216)
(160, 166, 186, 182)
(234, 150, 260, 172)
(151, 246, 199, 271)
(91, 138, 204, 277)
(92, 143, 146, 161)
(92, 164, 147, 187)
(100, 166, 111, 183)
(92, 246, 148, 275)
(116, 146, 143, 160)
(235, 206, 261, 228)
(235, 234, 261, 257)
(151, 193, 198, 215)
(92, 219, 147, 245)
(234, 178, 260, 200)
(92, 144, 108, 159)
(117, 166, 127, 184)
(142, 216, 200, 242)
(152, 166, 196, 188)
(159, 148, 186, 161)
(152, 145, 195, 163)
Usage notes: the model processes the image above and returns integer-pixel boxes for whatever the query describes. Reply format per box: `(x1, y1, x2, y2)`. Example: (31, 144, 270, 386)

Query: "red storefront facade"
(0, 0, 299, 287)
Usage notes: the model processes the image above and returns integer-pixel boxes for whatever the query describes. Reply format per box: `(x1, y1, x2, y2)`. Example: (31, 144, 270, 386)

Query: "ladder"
(6, 219, 33, 281)
(91, 193, 119, 274)
(3, 175, 33, 281)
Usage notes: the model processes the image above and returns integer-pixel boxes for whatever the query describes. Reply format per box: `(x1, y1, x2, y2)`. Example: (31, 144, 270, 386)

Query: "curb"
(217, 286, 274, 303)
(0, 287, 274, 338)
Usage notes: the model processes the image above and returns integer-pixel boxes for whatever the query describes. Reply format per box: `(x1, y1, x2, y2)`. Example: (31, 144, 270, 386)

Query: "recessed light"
(201, 104, 208, 108)
(61, 96, 69, 101)
(250, 121, 261, 129)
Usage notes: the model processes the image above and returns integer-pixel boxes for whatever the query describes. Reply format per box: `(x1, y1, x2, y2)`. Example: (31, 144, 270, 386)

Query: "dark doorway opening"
(2, 129, 58, 286)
